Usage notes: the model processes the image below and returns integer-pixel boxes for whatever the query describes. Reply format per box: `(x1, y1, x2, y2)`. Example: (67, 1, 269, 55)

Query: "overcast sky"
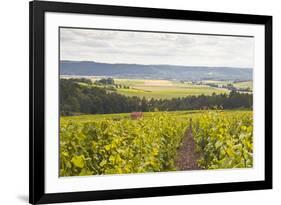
(60, 28, 254, 68)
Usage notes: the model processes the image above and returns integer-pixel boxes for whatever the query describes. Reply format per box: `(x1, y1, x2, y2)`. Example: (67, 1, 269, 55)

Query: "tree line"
(60, 78, 253, 116)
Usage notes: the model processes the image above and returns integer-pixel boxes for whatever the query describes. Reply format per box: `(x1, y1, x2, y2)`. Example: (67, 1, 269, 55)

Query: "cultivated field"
(61, 110, 204, 123)
(62, 76, 252, 100)
(115, 79, 229, 99)
(60, 110, 253, 176)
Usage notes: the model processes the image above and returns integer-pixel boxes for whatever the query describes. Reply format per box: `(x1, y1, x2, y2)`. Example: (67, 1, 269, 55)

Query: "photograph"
(28, 1, 272, 203)
(59, 27, 254, 177)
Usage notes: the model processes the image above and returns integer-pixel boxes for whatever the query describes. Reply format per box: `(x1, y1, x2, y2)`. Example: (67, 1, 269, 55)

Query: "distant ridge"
(60, 60, 252, 81)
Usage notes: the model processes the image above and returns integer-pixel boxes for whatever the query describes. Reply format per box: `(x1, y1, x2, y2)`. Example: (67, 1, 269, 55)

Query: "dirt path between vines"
(175, 124, 201, 170)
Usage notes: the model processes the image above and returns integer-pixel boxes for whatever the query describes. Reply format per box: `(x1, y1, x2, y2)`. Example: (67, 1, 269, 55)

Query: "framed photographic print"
(29, 0, 272, 204)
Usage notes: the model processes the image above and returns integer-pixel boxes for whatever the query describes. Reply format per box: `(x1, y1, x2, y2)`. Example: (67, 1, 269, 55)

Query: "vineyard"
(60, 111, 253, 176)
(191, 112, 253, 169)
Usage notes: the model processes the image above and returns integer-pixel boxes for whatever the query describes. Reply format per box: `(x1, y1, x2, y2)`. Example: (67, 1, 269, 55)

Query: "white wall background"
(0, 0, 279, 204)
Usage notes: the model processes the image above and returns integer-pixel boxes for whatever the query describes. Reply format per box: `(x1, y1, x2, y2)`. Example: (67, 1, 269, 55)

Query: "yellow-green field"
(61, 110, 252, 123)
(87, 78, 232, 99)
(203, 80, 253, 89)
(65, 77, 252, 100)
(114, 79, 229, 99)
(233, 81, 253, 89)
(60, 110, 253, 176)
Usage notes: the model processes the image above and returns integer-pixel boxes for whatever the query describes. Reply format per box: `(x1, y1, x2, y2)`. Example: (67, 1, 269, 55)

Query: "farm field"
(70, 77, 231, 99)
(233, 81, 253, 89)
(202, 80, 253, 89)
(62, 76, 253, 99)
(61, 110, 204, 123)
(114, 79, 230, 99)
(60, 110, 253, 176)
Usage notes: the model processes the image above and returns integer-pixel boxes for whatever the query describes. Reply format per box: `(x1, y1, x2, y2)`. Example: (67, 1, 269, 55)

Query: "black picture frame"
(29, 0, 272, 204)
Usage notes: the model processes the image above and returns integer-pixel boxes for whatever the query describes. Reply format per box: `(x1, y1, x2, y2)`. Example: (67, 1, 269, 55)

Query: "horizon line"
(60, 59, 253, 69)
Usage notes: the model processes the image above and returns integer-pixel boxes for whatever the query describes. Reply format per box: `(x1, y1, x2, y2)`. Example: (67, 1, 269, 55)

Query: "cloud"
(60, 28, 254, 68)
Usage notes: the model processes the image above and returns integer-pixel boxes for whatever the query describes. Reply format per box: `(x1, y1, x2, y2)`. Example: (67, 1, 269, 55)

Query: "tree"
(141, 97, 148, 112)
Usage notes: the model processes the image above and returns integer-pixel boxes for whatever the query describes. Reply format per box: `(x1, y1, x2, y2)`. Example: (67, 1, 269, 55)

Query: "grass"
(202, 80, 232, 86)
(61, 113, 130, 123)
(61, 110, 252, 123)
(114, 79, 229, 99)
(202, 80, 253, 89)
(75, 78, 252, 100)
(233, 81, 253, 89)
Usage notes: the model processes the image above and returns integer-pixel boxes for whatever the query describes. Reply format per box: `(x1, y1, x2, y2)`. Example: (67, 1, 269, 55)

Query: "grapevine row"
(60, 111, 253, 176)
(60, 114, 188, 176)
(191, 111, 253, 169)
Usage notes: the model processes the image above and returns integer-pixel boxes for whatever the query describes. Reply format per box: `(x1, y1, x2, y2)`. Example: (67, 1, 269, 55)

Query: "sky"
(60, 28, 254, 68)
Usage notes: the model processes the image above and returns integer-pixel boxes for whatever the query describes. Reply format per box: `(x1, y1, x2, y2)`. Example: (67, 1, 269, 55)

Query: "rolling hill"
(60, 60, 252, 81)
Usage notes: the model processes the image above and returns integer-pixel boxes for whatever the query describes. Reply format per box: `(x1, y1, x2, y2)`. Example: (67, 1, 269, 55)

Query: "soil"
(175, 125, 201, 170)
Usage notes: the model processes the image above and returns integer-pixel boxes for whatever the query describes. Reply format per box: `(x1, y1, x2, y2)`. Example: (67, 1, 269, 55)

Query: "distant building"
(201, 106, 209, 110)
(131, 112, 143, 120)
